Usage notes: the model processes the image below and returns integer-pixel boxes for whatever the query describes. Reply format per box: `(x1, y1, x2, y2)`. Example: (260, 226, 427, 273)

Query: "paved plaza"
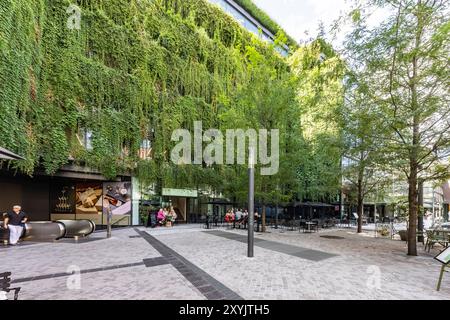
(1, 225, 449, 300)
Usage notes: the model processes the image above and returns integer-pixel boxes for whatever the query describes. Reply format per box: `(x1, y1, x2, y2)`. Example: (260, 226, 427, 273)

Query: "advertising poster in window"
(102, 182, 132, 216)
(50, 183, 76, 214)
(76, 183, 103, 215)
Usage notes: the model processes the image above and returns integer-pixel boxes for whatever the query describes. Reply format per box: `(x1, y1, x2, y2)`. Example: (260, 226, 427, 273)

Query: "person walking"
(255, 211, 260, 232)
(148, 208, 158, 228)
(3, 205, 28, 245)
(146, 207, 152, 228)
(243, 210, 248, 229)
(234, 208, 242, 228)
(231, 209, 236, 229)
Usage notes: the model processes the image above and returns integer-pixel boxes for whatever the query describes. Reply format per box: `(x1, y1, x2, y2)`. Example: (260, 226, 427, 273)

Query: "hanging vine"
(0, 0, 292, 188)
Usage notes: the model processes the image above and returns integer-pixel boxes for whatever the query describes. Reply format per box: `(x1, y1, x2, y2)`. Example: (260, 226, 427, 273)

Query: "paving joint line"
(135, 228, 243, 300)
(204, 230, 337, 262)
(11, 261, 147, 284)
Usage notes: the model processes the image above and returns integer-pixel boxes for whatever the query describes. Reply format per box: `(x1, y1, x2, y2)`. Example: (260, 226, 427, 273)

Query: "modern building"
(443, 180, 450, 221)
(341, 176, 450, 223)
(208, 0, 290, 56)
(0, 0, 291, 227)
(0, 164, 137, 227)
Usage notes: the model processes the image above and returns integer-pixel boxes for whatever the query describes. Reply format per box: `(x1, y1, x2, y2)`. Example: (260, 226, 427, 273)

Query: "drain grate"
(320, 235, 345, 240)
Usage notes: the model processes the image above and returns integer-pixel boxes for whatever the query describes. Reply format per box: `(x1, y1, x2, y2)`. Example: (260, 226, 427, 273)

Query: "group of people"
(1, 205, 28, 245)
(224, 208, 260, 229)
(147, 206, 177, 228)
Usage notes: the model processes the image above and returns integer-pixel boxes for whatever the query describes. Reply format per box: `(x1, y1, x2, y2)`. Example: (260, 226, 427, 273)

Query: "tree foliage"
(0, 0, 346, 210)
(289, 39, 346, 202)
(343, 0, 450, 254)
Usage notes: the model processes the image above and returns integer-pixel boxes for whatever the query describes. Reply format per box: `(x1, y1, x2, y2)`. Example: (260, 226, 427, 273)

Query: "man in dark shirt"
(3, 205, 28, 245)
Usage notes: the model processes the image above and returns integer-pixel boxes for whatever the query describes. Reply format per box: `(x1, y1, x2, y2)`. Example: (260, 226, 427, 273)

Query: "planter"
(399, 230, 407, 241)
(165, 221, 172, 227)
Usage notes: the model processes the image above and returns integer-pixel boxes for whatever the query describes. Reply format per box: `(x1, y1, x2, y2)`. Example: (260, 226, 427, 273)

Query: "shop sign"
(162, 188, 198, 198)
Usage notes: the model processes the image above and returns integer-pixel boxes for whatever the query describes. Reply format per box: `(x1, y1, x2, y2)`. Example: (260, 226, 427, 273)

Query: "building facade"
(208, 0, 289, 56)
(0, 0, 289, 227)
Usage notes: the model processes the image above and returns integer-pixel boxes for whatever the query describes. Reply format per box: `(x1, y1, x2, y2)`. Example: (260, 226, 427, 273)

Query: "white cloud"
(253, 0, 349, 42)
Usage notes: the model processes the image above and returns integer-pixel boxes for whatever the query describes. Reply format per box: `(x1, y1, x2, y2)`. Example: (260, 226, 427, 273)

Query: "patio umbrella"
(0, 147, 25, 160)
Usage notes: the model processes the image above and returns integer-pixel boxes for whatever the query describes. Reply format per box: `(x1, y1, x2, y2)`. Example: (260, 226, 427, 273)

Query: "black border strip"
(135, 228, 243, 300)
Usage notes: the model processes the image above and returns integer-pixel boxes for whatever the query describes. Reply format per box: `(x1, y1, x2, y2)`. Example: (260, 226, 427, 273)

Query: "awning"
(204, 199, 235, 205)
(288, 201, 335, 208)
(0, 147, 25, 160)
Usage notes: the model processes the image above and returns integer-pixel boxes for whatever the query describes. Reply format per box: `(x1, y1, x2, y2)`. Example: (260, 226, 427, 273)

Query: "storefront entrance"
(0, 168, 133, 226)
(161, 188, 198, 223)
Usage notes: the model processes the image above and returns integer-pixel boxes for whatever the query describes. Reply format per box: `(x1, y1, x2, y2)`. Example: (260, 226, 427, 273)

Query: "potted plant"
(140, 212, 148, 227)
(377, 224, 390, 237)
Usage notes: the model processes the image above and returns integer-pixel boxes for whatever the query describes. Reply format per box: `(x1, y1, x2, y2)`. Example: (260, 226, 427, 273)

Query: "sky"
(252, 0, 389, 47)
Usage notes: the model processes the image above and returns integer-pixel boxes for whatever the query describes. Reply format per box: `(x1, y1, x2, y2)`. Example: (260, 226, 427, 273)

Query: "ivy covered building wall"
(0, 0, 345, 225)
(0, 0, 289, 179)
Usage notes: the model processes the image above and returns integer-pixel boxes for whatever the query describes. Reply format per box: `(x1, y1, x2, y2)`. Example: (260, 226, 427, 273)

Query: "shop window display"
(50, 181, 132, 226)
(102, 182, 132, 226)
(51, 184, 76, 214)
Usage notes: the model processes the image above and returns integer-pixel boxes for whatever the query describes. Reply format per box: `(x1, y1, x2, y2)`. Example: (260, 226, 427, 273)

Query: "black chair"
(298, 219, 306, 232)
(278, 219, 286, 232)
(201, 216, 210, 229)
(286, 219, 297, 231)
(0, 272, 20, 300)
(235, 217, 246, 229)
(303, 220, 319, 233)
(312, 219, 321, 230)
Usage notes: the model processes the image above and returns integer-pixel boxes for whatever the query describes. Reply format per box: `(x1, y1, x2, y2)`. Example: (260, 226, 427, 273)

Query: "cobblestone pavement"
(1, 225, 449, 300)
(146, 225, 450, 300)
(1, 228, 204, 300)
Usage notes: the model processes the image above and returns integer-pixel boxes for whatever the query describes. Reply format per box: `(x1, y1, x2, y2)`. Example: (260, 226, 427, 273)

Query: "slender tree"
(342, 76, 388, 233)
(343, 0, 450, 255)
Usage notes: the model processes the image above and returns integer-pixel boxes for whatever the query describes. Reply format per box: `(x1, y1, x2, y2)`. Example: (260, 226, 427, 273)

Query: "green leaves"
(350, 9, 362, 23)
(0, 0, 293, 195)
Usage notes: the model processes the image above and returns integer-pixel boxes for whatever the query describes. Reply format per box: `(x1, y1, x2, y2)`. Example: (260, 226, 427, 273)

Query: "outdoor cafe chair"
(425, 229, 449, 252)
(278, 219, 286, 232)
(302, 220, 318, 233)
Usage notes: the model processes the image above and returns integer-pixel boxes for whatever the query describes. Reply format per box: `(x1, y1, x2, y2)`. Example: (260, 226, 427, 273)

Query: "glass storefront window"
(50, 181, 132, 226)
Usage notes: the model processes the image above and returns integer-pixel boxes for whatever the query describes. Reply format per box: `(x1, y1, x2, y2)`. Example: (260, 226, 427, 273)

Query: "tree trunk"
(407, 0, 422, 256)
(275, 203, 279, 229)
(407, 163, 418, 256)
(356, 164, 364, 233)
(407, 89, 419, 256)
(262, 205, 266, 232)
(417, 180, 424, 243)
(357, 183, 364, 233)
